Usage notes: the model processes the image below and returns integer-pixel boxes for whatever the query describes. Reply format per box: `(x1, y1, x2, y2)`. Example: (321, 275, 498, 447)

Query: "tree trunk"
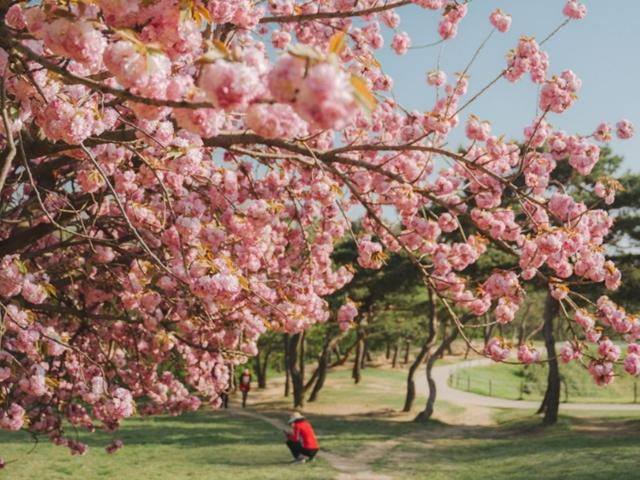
(391, 342, 399, 368)
(254, 346, 270, 389)
(283, 334, 290, 397)
(415, 321, 461, 422)
(300, 331, 306, 383)
(288, 333, 304, 408)
(309, 347, 329, 402)
(361, 340, 368, 369)
(403, 290, 437, 412)
(329, 337, 360, 367)
(366, 347, 373, 362)
(539, 292, 560, 425)
(333, 346, 342, 364)
(385, 342, 391, 359)
(403, 343, 430, 412)
(352, 334, 363, 383)
(403, 339, 411, 365)
(307, 333, 345, 402)
(441, 322, 453, 356)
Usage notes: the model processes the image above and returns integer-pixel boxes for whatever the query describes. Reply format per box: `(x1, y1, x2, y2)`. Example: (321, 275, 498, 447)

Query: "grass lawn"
(371, 414, 640, 480)
(3, 409, 640, 480)
(0, 411, 335, 480)
(3, 359, 640, 480)
(450, 361, 640, 403)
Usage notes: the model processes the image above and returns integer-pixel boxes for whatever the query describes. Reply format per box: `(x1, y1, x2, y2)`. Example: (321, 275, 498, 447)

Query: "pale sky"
(375, 0, 640, 173)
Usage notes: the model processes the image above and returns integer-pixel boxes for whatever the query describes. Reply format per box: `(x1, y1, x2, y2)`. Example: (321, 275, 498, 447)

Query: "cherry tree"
(0, 0, 636, 462)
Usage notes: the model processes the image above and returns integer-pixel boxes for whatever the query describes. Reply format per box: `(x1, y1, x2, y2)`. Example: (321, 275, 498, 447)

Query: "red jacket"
(239, 373, 251, 392)
(288, 420, 319, 449)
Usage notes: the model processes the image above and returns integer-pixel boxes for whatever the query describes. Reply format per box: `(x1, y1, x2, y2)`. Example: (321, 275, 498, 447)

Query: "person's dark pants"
(241, 391, 248, 408)
(286, 440, 318, 459)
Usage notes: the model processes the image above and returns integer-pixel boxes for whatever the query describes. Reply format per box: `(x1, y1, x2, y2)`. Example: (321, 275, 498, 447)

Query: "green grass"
(0, 411, 335, 480)
(3, 359, 640, 480)
(371, 415, 640, 480)
(450, 361, 640, 403)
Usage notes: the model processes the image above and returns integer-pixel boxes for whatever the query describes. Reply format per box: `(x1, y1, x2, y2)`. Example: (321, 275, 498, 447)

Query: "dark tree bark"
(329, 337, 360, 367)
(403, 342, 430, 412)
(300, 331, 306, 382)
(385, 341, 391, 360)
(333, 345, 342, 364)
(441, 322, 454, 356)
(361, 340, 369, 369)
(403, 339, 411, 365)
(352, 334, 363, 383)
(307, 332, 346, 402)
(415, 324, 460, 422)
(403, 291, 437, 412)
(283, 334, 290, 397)
(538, 293, 560, 425)
(391, 342, 399, 368)
(253, 344, 271, 389)
(287, 332, 304, 408)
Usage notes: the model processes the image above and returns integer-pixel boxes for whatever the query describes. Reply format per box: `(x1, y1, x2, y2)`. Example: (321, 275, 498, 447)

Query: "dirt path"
(230, 408, 393, 480)
(424, 358, 640, 412)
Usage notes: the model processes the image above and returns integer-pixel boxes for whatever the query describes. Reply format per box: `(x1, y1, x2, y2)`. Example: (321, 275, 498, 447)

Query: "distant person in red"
(283, 412, 319, 464)
(239, 368, 251, 408)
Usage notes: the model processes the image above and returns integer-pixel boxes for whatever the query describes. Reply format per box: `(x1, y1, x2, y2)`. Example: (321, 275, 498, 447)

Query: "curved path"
(231, 409, 393, 480)
(421, 358, 640, 411)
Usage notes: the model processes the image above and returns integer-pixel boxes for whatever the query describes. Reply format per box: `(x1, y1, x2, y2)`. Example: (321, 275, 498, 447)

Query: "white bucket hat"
(287, 411, 305, 424)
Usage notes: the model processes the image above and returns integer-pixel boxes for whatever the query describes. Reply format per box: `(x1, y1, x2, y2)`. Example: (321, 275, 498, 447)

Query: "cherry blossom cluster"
(0, 0, 636, 458)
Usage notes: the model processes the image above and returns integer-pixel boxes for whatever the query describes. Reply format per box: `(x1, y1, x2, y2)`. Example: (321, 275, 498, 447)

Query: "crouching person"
(283, 412, 319, 464)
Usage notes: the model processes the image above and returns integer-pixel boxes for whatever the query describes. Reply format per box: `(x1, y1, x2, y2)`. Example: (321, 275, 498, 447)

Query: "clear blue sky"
(374, 0, 640, 173)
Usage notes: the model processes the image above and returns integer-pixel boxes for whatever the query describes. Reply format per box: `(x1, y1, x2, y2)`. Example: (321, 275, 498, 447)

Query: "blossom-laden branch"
(0, 0, 635, 459)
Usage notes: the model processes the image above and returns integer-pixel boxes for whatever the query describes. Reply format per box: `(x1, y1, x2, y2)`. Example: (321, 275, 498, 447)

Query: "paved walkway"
(420, 358, 640, 411)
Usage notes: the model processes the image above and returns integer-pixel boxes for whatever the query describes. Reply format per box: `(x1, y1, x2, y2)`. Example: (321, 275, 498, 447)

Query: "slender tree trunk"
(403, 343, 430, 412)
(333, 346, 341, 364)
(329, 337, 360, 367)
(539, 293, 560, 425)
(415, 321, 461, 422)
(307, 333, 346, 402)
(441, 322, 453, 356)
(300, 331, 306, 383)
(352, 334, 363, 383)
(403, 290, 437, 412)
(391, 342, 399, 368)
(361, 340, 368, 369)
(463, 341, 471, 360)
(254, 346, 270, 389)
(283, 334, 290, 397)
(403, 339, 411, 365)
(385, 341, 391, 359)
(309, 347, 329, 402)
(260, 348, 270, 388)
(288, 333, 304, 408)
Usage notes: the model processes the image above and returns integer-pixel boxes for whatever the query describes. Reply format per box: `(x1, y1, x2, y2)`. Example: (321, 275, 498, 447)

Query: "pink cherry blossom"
(517, 344, 541, 364)
(615, 119, 635, 139)
(391, 32, 411, 55)
(485, 337, 511, 362)
(489, 9, 512, 33)
(563, 1, 587, 20)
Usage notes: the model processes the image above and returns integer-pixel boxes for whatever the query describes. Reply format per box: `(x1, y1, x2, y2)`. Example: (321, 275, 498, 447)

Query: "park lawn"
(371, 414, 640, 480)
(0, 411, 335, 480)
(451, 361, 640, 403)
